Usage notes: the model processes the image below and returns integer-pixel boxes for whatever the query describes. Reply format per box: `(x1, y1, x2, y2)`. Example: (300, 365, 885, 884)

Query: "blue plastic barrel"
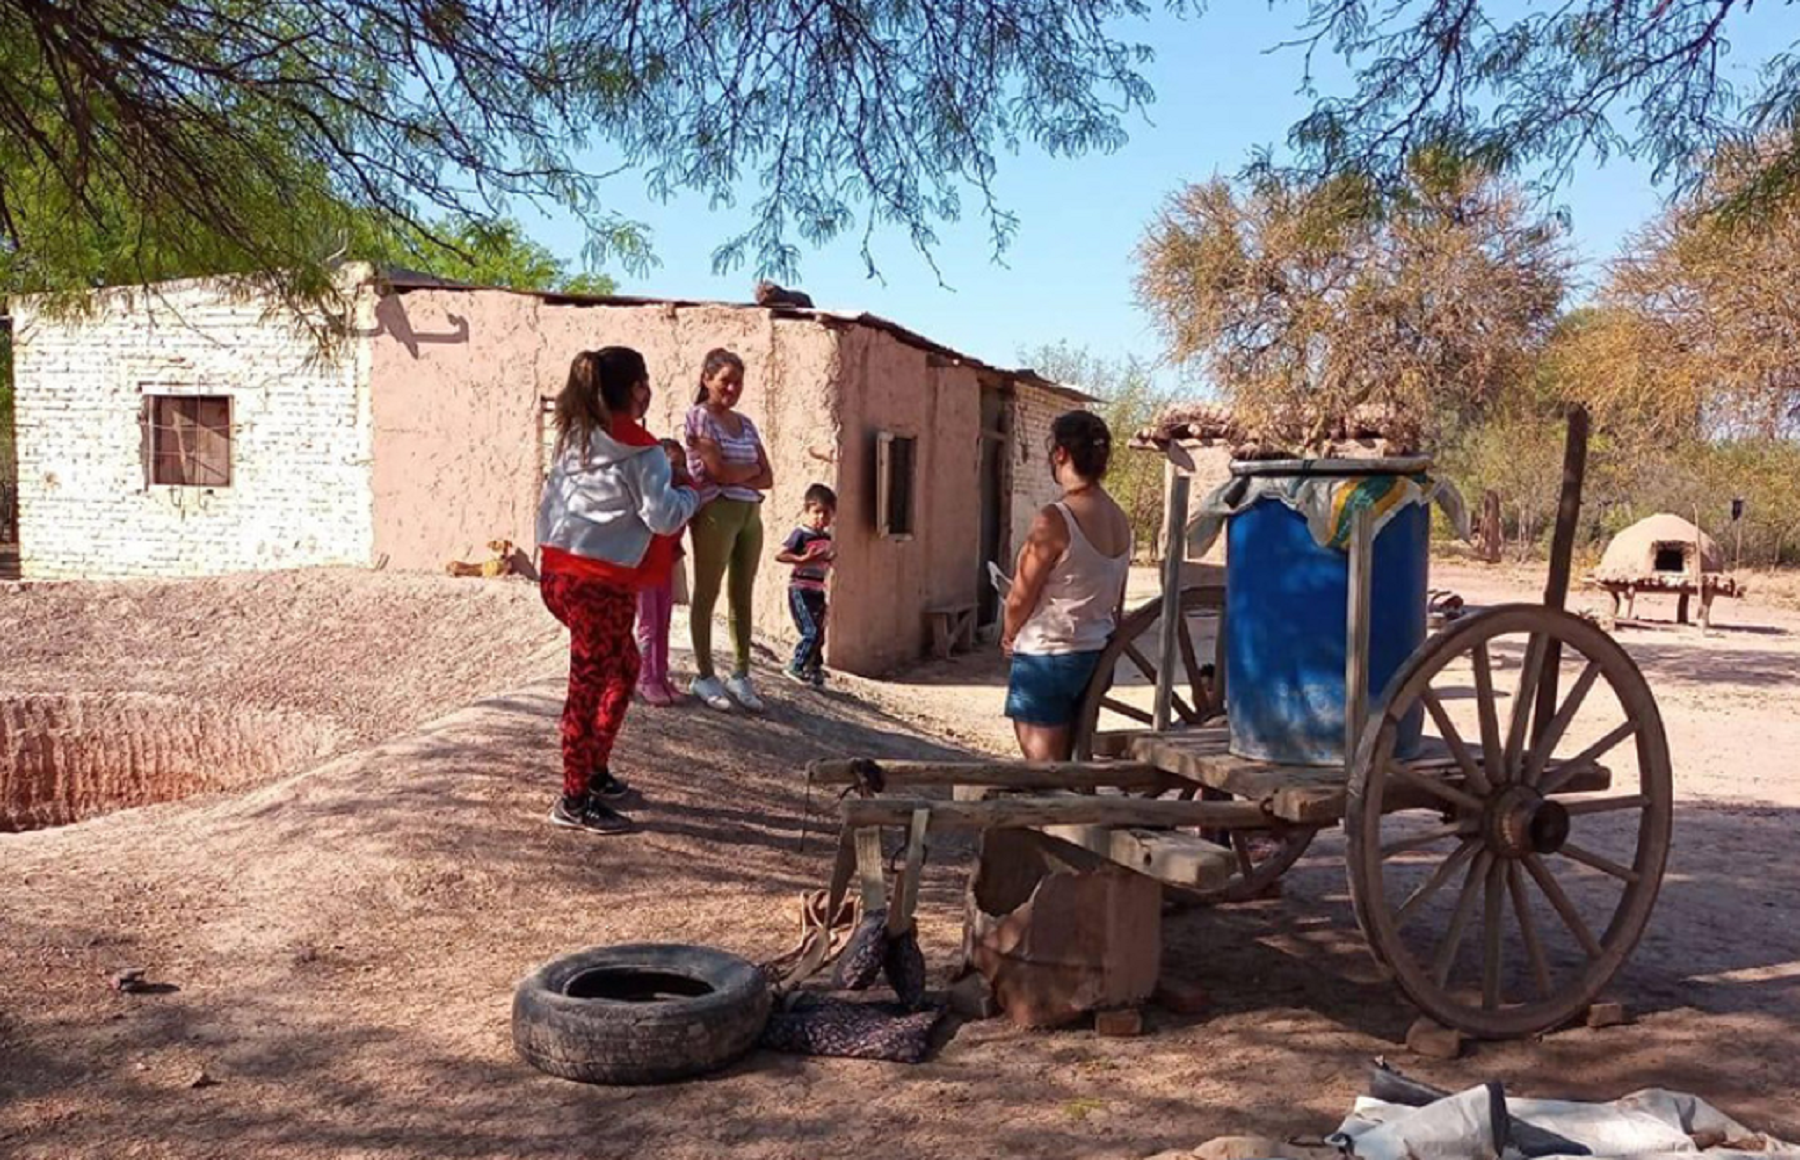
(1224, 463, 1429, 766)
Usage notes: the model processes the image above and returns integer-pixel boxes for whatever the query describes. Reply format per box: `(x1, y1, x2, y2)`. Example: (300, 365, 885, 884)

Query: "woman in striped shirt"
(684, 348, 775, 711)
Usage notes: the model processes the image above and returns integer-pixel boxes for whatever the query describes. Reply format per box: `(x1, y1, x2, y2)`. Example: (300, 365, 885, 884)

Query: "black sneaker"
(806, 669, 826, 689)
(589, 769, 632, 801)
(576, 799, 633, 835)
(548, 793, 633, 835)
(549, 792, 591, 828)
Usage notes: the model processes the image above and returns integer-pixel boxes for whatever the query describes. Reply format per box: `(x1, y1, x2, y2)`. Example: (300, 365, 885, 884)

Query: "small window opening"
(1652, 545, 1686, 573)
(539, 397, 557, 481)
(876, 432, 917, 540)
(145, 395, 232, 488)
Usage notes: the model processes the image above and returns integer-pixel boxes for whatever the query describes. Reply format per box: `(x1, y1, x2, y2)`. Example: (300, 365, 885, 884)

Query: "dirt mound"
(0, 693, 342, 831)
(0, 568, 565, 749)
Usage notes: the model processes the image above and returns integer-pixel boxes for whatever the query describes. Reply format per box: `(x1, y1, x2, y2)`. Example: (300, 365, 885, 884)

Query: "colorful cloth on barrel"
(1185, 469, 1469, 558)
(1322, 473, 1416, 550)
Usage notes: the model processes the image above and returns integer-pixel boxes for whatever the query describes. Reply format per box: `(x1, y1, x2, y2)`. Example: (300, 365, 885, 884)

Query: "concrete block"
(1587, 1001, 1629, 1029)
(1095, 1007, 1144, 1038)
(1406, 1016, 1463, 1059)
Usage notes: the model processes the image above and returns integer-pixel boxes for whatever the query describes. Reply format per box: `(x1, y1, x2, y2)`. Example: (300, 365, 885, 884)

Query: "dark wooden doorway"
(978, 386, 1011, 629)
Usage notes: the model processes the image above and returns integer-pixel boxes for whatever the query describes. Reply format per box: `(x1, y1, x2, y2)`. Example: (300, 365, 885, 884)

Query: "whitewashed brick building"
(7, 268, 1090, 674)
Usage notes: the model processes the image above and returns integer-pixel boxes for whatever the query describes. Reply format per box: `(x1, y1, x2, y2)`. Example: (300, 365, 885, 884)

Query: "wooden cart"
(802, 411, 1672, 1039)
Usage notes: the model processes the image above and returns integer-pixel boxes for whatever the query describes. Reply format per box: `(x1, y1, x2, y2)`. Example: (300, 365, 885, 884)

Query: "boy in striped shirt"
(777, 484, 837, 687)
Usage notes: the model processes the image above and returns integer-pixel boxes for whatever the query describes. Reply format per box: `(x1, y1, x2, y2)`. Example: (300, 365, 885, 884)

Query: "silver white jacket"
(536, 429, 700, 569)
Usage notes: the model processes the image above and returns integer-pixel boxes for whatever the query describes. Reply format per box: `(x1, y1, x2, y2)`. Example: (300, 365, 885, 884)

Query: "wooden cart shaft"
(817, 732, 1611, 832)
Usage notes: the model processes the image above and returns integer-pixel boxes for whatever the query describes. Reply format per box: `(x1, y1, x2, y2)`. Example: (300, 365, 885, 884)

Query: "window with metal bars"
(144, 395, 232, 488)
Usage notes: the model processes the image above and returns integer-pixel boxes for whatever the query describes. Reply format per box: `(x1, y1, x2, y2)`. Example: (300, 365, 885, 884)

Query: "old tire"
(512, 943, 771, 1085)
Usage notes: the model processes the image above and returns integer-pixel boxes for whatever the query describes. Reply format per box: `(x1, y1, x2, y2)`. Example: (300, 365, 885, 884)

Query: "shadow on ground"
(4, 667, 1798, 1158)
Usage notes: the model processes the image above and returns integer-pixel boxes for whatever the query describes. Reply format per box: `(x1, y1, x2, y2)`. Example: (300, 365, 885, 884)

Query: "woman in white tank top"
(1001, 411, 1133, 761)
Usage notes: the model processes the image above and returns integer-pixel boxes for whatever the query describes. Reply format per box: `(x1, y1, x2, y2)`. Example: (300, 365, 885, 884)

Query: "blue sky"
(531, 4, 1789, 390)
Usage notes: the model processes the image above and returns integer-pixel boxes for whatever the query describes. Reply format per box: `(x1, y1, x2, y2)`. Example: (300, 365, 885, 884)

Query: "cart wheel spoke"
(1418, 690, 1493, 797)
(1387, 759, 1486, 814)
(1232, 832, 1256, 877)
(1395, 838, 1480, 927)
(1523, 853, 1603, 959)
(1482, 857, 1505, 1011)
(1540, 720, 1639, 796)
(1098, 696, 1153, 726)
(1522, 661, 1601, 788)
(1380, 822, 1474, 861)
(1559, 794, 1650, 816)
(1504, 632, 1549, 780)
(1176, 611, 1212, 717)
(1072, 586, 1224, 760)
(1507, 861, 1554, 1000)
(1557, 841, 1642, 884)
(1121, 639, 1202, 723)
(1433, 850, 1493, 988)
(1121, 641, 1159, 684)
(1471, 641, 1504, 766)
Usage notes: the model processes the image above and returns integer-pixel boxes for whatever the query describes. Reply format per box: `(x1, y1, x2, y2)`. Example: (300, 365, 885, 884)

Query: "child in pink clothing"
(636, 438, 691, 706)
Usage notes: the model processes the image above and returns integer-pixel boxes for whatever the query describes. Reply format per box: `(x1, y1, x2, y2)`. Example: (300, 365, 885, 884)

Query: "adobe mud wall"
(830, 328, 982, 675)
(367, 291, 843, 662)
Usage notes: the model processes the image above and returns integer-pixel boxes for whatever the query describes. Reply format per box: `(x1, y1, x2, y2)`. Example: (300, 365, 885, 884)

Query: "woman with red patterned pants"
(537, 347, 700, 834)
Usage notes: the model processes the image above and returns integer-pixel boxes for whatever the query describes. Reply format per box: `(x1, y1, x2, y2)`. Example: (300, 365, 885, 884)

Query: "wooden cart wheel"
(1346, 604, 1673, 1039)
(1074, 586, 1318, 903)
(1182, 786, 1319, 903)
(1071, 586, 1224, 761)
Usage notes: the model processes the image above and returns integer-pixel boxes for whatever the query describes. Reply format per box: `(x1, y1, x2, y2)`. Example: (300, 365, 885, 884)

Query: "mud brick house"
(7, 267, 1091, 675)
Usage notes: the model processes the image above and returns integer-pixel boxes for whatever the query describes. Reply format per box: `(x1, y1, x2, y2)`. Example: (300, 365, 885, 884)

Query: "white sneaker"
(724, 673, 765, 713)
(690, 675, 733, 711)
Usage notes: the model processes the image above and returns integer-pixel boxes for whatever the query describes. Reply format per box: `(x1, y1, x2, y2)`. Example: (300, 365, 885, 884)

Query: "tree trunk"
(1479, 489, 1503, 563)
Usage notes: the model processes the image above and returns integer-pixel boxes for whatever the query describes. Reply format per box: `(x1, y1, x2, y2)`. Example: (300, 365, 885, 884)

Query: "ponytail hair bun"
(1050, 410, 1113, 480)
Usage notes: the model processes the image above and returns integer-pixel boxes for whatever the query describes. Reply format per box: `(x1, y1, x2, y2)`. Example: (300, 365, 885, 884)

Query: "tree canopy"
(361, 218, 618, 297)
(0, 0, 1199, 304)
(1136, 159, 1568, 451)
(1524, 141, 1800, 443)
(0, 195, 616, 307)
(6, 0, 1798, 319)
(1276, 0, 1797, 212)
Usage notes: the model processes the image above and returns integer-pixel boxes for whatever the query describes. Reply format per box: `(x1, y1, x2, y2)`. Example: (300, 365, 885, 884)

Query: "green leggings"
(688, 498, 764, 679)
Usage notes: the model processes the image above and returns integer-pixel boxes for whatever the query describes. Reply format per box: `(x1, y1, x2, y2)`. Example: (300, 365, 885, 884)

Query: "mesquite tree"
(1277, 1, 1795, 211)
(1136, 158, 1568, 452)
(0, 0, 1200, 308)
(1596, 153, 1800, 440)
(6, 0, 1794, 314)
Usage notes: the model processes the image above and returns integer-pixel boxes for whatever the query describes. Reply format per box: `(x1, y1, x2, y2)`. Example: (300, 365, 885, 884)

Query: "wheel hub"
(1484, 785, 1570, 858)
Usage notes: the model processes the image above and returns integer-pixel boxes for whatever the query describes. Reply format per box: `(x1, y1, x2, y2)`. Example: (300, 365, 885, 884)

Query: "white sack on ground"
(1332, 1085, 1795, 1160)
(1329, 1084, 1505, 1159)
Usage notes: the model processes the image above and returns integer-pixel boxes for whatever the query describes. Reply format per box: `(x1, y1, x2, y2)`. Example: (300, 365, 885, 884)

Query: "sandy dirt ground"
(4, 562, 1800, 1158)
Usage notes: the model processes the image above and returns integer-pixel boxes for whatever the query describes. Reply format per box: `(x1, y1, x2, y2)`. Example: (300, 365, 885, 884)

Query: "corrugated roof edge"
(376, 266, 1096, 404)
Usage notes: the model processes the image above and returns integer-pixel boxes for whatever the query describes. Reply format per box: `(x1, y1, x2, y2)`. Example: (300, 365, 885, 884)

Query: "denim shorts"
(1004, 651, 1103, 727)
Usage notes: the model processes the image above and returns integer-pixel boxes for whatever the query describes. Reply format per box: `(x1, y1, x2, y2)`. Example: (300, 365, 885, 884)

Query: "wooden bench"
(926, 603, 978, 659)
